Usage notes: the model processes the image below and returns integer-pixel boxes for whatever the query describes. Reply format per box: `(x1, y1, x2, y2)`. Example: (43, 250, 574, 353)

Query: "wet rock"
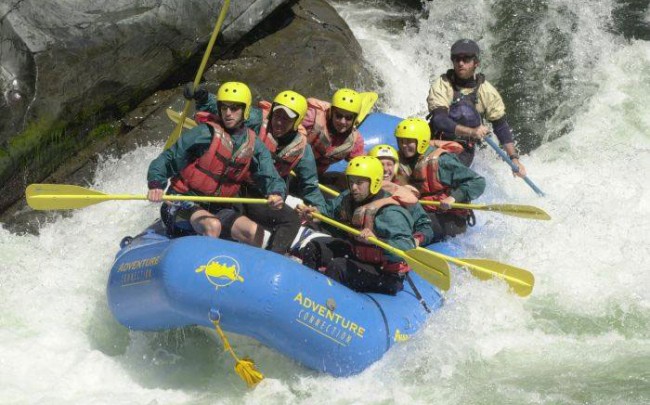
(0, 0, 287, 212)
(1, 0, 376, 229)
(201, 0, 377, 103)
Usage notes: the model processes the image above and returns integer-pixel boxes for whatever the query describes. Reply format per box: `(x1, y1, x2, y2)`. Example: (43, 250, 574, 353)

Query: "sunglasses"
(333, 111, 356, 122)
(219, 103, 243, 112)
(452, 55, 476, 63)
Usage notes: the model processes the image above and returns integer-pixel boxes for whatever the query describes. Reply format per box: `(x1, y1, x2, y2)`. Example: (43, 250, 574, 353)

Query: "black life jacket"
(435, 70, 485, 151)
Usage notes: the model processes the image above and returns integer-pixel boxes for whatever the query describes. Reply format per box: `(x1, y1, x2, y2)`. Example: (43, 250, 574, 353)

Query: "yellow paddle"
(309, 211, 450, 291)
(26, 184, 268, 211)
(166, 108, 197, 129)
(163, 0, 231, 150)
(418, 248, 534, 297)
(311, 181, 549, 220)
(356, 92, 379, 125)
(418, 200, 550, 220)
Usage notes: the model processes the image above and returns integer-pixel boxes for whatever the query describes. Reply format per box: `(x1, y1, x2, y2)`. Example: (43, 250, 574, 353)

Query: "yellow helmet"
(394, 118, 431, 154)
(217, 82, 252, 119)
(273, 90, 308, 130)
(331, 88, 362, 115)
(368, 144, 399, 165)
(345, 156, 384, 195)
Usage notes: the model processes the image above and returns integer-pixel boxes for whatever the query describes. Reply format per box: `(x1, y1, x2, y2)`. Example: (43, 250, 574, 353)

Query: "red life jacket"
(305, 98, 362, 174)
(170, 118, 256, 197)
(395, 140, 469, 216)
(381, 181, 418, 207)
(257, 101, 308, 177)
(339, 192, 410, 274)
(195, 111, 220, 124)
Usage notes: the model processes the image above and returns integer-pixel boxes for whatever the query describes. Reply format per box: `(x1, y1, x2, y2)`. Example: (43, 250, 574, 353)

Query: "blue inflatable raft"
(107, 113, 448, 377)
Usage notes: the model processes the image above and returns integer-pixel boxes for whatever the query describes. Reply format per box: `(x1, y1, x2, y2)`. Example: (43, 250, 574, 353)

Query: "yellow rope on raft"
(211, 319, 264, 387)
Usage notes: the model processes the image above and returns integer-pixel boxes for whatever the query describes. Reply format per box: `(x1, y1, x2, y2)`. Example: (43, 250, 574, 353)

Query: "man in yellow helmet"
(368, 144, 435, 247)
(393, 118, 486, 241)
(184, 81, 265, 134)
(298, 156, 416, 295)
(241, 90, 327, 254)
(301, 88, 365, 178)
(147, 81, 285, 244)
(427, 39, 528, 176)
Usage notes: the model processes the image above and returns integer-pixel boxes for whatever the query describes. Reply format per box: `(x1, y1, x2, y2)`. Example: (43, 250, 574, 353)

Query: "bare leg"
(190, 209, 222, 238)
(231, 215, 265, 247)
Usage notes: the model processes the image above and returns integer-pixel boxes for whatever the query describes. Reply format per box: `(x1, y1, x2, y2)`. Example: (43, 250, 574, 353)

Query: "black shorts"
(161, 201, 242, 238)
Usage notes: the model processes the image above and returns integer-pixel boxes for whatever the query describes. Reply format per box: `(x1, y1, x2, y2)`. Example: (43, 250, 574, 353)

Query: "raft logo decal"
(118, 255, 160, 287)
(394, 329, 410, 342)
(293, 292, 365, 347)
(195, 256, 244, 289)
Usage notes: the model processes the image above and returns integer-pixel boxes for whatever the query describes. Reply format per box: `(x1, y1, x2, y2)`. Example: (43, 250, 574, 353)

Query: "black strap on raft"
(406, 273, 431, 313)
(467, 210, 476, 227)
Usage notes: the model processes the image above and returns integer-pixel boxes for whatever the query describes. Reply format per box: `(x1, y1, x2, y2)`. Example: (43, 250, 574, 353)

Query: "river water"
(1, 0, 649, 403)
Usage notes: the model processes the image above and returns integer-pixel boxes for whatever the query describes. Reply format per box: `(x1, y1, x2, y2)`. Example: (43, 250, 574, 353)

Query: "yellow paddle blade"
(482, 204, 551, 220)
(404, 248, 451, 291)
(419, 200, 550, 220)
(418, 248, 534, 297)
(458, 258, 535, 297)
(26, 184, 108, 210)
(166, 108, 198, 129)
(164, 103, 192, 149)
(356, 92, 378, 125)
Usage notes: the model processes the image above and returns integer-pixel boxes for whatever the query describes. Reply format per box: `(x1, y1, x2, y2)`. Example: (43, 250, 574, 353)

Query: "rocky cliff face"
(0, 0, 375, 222)
(0, 0, 287, 212)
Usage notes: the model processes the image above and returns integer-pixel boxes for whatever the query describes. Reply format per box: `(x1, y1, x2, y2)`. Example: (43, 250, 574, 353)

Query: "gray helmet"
(451, 39, 480, 60)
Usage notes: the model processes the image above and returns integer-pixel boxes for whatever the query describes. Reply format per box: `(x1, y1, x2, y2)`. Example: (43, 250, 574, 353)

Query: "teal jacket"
(320, 190, 416, 263)
(147, 123, 286, 198)
(404, 145, 486, 202)
(409, 203, 435, 246)
(283, 134, 327, 211)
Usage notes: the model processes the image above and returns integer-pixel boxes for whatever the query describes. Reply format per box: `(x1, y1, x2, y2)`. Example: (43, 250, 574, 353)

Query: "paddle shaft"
(311, 212, 408, 261)
(164, 0, 230, 150)
(484, 136, 545, 197)
(315, 182, 548, 220)
(29, 193, 267, 205)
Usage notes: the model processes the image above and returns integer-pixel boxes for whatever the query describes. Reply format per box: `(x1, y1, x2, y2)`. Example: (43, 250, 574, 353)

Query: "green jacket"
(405, 145, 486, 202)
(147, 123, 286, 198)
(409, 203, 435, 246)
(320, 190, 416, 263)
(284, 134, 327, 211)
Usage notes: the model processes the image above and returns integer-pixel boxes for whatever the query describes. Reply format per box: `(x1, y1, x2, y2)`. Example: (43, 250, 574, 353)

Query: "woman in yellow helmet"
(301, 88, 366, 181)
(393, 118, 486, 241)
(297, 156, 417, 295)
(241, 90, 327, 255)
(368, 144, 435, 247)
(147, 82, 285, 244)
